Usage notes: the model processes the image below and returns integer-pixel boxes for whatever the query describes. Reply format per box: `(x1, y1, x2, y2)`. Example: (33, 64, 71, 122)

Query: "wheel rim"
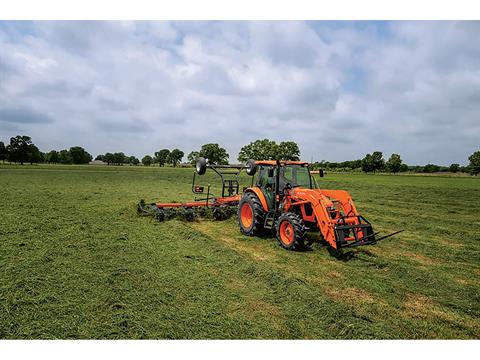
(240, 203, 253, 228)
(279, 221, 294, 245)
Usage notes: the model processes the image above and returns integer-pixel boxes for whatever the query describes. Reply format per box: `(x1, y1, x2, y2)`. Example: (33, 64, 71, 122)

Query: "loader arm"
(291, 188, 372, 249)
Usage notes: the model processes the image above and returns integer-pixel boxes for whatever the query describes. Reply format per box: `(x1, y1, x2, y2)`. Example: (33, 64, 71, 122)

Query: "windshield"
(282, 165, 311, 188)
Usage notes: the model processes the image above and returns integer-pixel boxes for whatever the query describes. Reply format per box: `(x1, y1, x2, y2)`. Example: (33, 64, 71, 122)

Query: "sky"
(0, 21, 479, 165)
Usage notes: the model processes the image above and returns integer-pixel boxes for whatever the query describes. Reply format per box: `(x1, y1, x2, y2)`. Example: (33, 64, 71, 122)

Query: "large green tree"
(142, 155, 153, 166)
(362, 151, 384, 173)
(198, 143, 229, 165)
(238, 139, 278, 162)
(168, 149, 184, 167)
(154, 149, 170, 167)
(386, 153, 402, 173)
(371, 151, 385, 171)
(276, 141, 300, 161)
(69, 146, 93, 164)
(237, 139, 301, 162)
(468, 150, 480, 175)
(6, 135, 34, 165)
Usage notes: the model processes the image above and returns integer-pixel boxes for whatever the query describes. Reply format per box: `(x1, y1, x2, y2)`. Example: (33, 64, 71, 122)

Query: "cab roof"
(254, 160, 309, 166)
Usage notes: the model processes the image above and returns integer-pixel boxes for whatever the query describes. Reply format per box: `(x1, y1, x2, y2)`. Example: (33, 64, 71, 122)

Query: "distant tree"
(46, 150, 59, 164)
(168, 149, 184, 167)
(449, 163, 460, 173)
(129, 156, 140, 166)
(386, 154, 402, 173)
(28, 145, 42, 164)
(69, 146, 93, 164)
(400, 163, 409, 172)
(276, 141, 300, 161)
(95, 154, 105, 161)
(104, 153, 114, 165)
(361, 154, 375, 173)
(6, 135, 33, 165)
(423, 164, 440, 173)
(198, 143, 229, 165)
(371, 151, 385, 171)
(154, 149, 170, 167)
(113, 152, 126, 165)
(468, 150, 480, 175)
(187, 151, 200, 165)
(237, 139, 280, 162)
(0, 141, 7, 163)
(59, 149, 73, 164)
(142, 155, 153, 166)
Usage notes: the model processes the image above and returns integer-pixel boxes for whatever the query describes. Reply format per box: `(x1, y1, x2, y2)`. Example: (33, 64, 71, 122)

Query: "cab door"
(256, 165, 275, 210)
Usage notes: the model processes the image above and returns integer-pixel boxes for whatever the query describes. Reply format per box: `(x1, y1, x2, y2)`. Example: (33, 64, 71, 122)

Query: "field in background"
(0, 164, 479, 339)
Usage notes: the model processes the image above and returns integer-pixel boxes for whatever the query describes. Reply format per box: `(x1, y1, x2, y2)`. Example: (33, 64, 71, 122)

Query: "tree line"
(138, 148, 184, 167)
(1, 135, 479, 175)
(313, 151, 480, 175)
(0, 135, 93, 165)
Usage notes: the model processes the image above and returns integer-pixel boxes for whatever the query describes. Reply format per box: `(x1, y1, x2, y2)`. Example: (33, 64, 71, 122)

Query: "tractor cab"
(253, 162, 313, 210)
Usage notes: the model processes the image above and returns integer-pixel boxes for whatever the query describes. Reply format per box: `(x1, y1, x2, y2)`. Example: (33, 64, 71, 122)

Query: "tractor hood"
(291, 188, 334, 206)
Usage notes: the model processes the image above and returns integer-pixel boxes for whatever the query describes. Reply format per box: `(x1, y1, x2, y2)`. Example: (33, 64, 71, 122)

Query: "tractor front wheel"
(276, 212, 306, 250)
(238, 192, 265, 236)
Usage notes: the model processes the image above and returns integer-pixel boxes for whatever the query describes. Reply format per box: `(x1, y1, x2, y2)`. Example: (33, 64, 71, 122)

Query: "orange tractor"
(139, 158, 398, 250)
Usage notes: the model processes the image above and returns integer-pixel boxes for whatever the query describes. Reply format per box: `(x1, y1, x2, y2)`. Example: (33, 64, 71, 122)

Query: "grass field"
(0, 164, 479, 339)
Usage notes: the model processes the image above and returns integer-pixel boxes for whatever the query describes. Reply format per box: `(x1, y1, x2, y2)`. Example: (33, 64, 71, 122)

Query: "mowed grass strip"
(0, 165, 479, 339)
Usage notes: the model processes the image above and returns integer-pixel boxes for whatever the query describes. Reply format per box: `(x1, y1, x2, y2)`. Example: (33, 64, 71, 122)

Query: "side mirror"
(196, 157, 207, 175)
(245, 159, 257, 176)
(319, 169, 324, 177)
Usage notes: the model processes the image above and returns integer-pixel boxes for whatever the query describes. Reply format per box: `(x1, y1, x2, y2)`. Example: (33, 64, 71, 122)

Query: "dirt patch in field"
(403, 294, 456, 322)
(438, 238, 464, 249)
(326, 271, 344, 279)
(190, 221, 275, 262)
(225, 277, 248, 291)
(401, 251, 442, 266)
(325, 287, 376, 304)
(227, 296, 285, 332)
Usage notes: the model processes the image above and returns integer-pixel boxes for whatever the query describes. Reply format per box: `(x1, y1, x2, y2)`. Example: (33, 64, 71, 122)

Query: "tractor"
(138, 158, 398, 250)
(232, 159, 386, 250)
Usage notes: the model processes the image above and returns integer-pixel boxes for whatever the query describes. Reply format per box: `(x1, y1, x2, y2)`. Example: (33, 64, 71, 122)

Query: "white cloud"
(0, 21, 479, 165)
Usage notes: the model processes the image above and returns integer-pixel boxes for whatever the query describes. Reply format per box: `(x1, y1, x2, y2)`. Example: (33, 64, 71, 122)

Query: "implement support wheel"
(276, 212, 306, 250)
(237, 192, 265, 236)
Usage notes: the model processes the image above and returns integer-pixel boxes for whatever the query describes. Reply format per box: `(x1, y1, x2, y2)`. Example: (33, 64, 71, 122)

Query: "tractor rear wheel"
(238, 192, 265, 236)
(276, 212, 306, 250)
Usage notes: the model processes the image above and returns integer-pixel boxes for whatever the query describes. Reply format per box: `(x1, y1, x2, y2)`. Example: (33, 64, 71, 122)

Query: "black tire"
(212, 207, 223, 221)
(184, 208, 195, 222)
(275, 212, 306, 250)
(155, 209, 165, 222)
(196, 157, 207, 175)
(245, 159, 257, 176)
(237, 192, 265, 236)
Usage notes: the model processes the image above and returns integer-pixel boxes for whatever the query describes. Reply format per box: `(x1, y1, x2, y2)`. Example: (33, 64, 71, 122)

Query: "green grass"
(0, 164, 479, 339)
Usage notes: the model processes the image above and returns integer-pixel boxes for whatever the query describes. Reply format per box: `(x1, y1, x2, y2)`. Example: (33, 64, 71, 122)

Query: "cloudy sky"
(0, 21, 479, 165)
